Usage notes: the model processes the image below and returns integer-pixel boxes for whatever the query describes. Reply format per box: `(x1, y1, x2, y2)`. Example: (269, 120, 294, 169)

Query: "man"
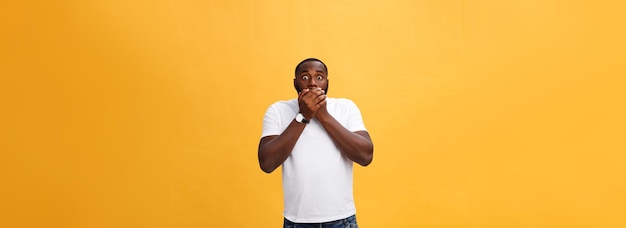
(258, 58, 374, 228)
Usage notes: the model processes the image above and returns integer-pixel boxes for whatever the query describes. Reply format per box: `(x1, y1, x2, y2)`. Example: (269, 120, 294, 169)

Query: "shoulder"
(329, 98, 359, 107)
(267, 99, 297, 109)
(265, 99, 298, 113)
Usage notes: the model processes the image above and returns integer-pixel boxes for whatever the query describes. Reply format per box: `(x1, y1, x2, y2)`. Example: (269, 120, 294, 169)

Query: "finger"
(317, 98, 327, 107)
(311, 88, 324, 97)
(304, 90, 321, 100)
(314, 91, 326, 100)
(299, 88, 310, 98)
(315, 95, 327, 105)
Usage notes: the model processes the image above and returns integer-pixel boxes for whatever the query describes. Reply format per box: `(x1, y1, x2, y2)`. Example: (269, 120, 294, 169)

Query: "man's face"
(294, 60, 329, 94)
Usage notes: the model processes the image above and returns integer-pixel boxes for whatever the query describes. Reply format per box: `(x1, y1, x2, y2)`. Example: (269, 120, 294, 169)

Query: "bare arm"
(257, 120, 306, 173)
(257, 88, 326, 173)
(316, 107, 374, 166)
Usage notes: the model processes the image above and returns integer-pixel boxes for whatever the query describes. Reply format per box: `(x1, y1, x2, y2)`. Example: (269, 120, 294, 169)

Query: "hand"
(298, 87, 326, 120)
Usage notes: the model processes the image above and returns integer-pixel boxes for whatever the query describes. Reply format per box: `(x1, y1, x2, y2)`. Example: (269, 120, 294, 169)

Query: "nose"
(307, 77, 318, 88)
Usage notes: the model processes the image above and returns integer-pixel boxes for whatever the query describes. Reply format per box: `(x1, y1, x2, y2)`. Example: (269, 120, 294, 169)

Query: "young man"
(258, 58, 374, 227)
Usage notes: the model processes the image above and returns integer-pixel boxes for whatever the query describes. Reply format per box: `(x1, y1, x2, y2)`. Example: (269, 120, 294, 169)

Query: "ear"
(325, 79, 329, 95)
(294, 78, 301, 93)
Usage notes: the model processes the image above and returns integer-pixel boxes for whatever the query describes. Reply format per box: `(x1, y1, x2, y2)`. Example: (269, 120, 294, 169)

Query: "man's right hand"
(298, 87, 326, 120)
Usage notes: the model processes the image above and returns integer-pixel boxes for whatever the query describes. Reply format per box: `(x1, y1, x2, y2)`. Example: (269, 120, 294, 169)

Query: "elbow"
(357, 146, 374, 167)
(258, 148, 274, 173)
(260, 166, 274, 174)
(260, 164, 275, 173)
(259, 158, 277, 173)
(358, 153, 373, 166)
(258, 146, 282, 173)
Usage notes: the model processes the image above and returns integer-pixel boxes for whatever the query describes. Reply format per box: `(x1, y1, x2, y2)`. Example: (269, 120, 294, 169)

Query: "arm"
(316, 104, 374, 166)
(258, 88, 326, 173)
(257, 120, 306, 173)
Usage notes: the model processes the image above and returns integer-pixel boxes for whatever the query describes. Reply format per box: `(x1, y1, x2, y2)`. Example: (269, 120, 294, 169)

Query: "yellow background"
(1, 1, 625, 227)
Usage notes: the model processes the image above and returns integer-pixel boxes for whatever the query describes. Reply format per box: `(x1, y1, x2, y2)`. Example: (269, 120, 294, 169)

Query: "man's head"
(293, 58, 329, 94)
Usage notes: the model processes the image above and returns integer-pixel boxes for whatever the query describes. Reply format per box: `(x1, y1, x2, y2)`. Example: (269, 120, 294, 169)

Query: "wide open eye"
(302, 75, 309, 80)
(316, 75, 323, 80)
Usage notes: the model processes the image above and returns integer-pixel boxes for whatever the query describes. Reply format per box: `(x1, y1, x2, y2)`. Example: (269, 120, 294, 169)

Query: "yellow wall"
(2, 1, 625, 227)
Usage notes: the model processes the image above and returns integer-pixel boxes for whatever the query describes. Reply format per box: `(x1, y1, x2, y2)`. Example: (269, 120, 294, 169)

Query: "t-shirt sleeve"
(345, 99, 367, 132)
(261, 104, 283, 138)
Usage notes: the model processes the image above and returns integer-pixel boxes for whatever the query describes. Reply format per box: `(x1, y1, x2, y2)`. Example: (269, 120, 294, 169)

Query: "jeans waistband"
(284, 214, 357, 225)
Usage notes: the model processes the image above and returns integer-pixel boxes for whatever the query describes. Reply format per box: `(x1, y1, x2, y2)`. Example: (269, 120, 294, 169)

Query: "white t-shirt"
(261, 98, 368, 223)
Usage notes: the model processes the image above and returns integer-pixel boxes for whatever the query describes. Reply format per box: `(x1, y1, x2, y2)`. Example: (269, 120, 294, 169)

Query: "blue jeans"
(283, 215, 358, 228)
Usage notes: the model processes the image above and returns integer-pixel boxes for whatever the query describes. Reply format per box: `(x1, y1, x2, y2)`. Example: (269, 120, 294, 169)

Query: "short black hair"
(294, 58, 328, 76)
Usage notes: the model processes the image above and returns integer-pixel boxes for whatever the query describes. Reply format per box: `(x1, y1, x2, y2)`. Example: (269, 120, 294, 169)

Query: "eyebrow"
(299, 70, 325, 74)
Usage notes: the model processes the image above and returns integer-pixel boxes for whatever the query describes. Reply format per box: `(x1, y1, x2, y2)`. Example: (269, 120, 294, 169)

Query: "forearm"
(317, 113, 374, 166)
(258, 120, 306, 173)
